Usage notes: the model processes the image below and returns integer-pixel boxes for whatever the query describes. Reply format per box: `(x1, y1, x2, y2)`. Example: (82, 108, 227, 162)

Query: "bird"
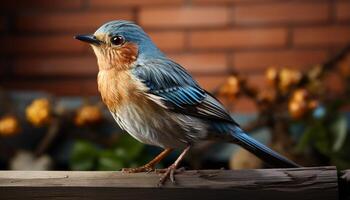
(75, 20, 300, 185)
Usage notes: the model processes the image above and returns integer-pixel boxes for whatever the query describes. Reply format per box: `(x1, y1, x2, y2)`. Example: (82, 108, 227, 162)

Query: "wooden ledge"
(0, 166, 344, 200)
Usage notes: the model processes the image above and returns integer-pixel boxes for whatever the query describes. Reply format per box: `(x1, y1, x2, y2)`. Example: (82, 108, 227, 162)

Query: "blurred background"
(0, 0, 349, 171)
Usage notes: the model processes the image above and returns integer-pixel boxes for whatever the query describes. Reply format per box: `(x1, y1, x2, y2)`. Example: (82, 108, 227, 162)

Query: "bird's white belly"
(110, 101, 208, 148)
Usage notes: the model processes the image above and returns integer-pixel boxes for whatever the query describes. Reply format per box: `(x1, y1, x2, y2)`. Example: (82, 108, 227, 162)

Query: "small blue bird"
(75, 20, 300, 185)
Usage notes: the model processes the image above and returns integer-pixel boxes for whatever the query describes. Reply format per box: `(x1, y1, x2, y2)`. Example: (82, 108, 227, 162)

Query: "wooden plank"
(0, 167, 338, 200)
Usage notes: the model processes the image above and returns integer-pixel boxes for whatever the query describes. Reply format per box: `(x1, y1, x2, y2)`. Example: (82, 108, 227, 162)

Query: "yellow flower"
(218, 75, 241, 101)
(75, 105, 102, 126)
(26, 98, 51, 127)
(265, 67, 278, 86)
(288, 100, 307, 120)
(279, 68, 302, 92)
(288, 89, 310, 119)
(0, 116, 20, 136)
(292, 88, 309, 102)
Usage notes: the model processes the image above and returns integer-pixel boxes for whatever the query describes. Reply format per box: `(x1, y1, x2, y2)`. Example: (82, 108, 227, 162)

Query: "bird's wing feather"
(132, 58, 235, 123)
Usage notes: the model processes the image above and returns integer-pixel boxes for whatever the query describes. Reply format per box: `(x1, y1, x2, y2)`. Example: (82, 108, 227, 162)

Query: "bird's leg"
(158, 145, 191, 186)
(122, 148, 173, 173)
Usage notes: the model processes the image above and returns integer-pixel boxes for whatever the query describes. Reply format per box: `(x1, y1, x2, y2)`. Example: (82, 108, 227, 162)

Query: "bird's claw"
(155, 167, 185, 174)
(121, 164, 154, 173)
(157, 166, 185, 186)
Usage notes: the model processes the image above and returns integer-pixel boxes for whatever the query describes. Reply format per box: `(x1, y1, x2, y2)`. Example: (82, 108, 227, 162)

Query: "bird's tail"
(231, 127, 301, 168)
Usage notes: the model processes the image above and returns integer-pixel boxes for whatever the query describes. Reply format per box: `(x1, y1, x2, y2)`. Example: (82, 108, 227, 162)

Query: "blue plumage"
(132, 58, 235, 123)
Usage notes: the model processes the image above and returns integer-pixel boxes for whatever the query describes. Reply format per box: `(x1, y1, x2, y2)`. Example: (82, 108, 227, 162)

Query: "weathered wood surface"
(0, 166, 338, 200)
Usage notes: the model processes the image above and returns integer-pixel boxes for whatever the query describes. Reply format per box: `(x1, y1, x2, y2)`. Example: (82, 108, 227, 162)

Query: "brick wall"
(0, 0, 349, 112)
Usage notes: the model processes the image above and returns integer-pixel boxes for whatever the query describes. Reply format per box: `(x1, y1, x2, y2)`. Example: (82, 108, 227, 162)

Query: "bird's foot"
(157, 165, 185, 186)
(122, 164, 155, 173)
(155, 167, 185, 174)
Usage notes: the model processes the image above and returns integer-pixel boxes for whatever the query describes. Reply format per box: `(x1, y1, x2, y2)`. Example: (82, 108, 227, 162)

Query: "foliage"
(295, 103, 350, 169)
(70, 134, 150, 171)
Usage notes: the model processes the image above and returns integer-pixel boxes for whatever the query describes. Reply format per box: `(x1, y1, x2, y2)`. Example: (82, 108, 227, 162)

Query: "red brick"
(189, 28, 287, 49)
(0, 17, 5, 32)
(233, 2, 329, 24)
(247, 74, 268, 90)
(193, 0, 280, 4)
(324, 72, 346, 96)
(0, 60, 8, 76)
(195, 75, 229, 91)
(2, 0, 82, 10)
(89, 0, 184, 7)
(193, 0, 322, 7)
(169, 53, 228, 74)
(231, 97, 257, 113)
(336, 2, 350, 21)
(17, 11, 134, 32)
(140, 7, 229, 28)
(1, 79, 99, 96)
(233, 50, 328, 73)
(13, 56, 98, 77)
(0, 35, 87, 55)
(193, 0, 236, 4)
(148, 31, 185, 52)
(293, 26, 350, 47)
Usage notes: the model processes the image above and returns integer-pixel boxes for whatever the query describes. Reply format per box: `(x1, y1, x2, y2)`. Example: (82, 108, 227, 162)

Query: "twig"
(323, 44, 350, 69)
(34, 118, 60, 157)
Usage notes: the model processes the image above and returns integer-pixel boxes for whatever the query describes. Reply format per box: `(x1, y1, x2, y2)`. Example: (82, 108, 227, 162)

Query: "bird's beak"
(74, 34, 102, 46)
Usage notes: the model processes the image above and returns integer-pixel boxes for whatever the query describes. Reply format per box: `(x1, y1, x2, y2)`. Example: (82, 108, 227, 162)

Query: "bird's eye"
(110, 35, 125, 46)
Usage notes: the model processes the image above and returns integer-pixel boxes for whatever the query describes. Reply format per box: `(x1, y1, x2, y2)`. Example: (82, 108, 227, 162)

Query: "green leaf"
(314, 128, 332, 156)
(296, 126, 316, 152)
(114, 135, 144, 159)
(97, 150, 124, 171)
(331, 115, 348, 152)
(113, 148, 128, 160)
(70, 140, 98, 170)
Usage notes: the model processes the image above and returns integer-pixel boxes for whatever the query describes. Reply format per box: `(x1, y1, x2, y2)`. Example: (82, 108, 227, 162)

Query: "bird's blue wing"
(132, 58, 235, 123)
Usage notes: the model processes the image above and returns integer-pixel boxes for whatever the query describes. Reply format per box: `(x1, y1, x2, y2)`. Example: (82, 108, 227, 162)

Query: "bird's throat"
(93, 42, 138, 71)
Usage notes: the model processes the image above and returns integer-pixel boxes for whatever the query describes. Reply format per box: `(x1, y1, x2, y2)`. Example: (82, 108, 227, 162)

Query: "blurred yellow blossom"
(288, 100, 308, 120)
(218, 75, 241, 101)
(288, 89, 310, 119)
(292, 88, 309, 102)
(26, 98, 51, 127)
(0, 116, 20, 136)
(75, 105, 102, 126)
(266, 67, 278, 86)
(279, 68, 302, 92)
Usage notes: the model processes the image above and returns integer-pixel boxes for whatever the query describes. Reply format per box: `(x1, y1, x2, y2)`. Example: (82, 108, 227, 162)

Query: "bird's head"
(75, 20, 163, 70)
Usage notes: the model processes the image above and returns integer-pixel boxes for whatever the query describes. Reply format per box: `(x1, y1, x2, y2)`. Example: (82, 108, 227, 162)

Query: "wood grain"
(0, 167, 338, 200)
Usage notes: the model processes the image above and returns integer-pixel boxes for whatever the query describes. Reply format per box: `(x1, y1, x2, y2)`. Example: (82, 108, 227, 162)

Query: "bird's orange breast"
(97, 69, 146, 112)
